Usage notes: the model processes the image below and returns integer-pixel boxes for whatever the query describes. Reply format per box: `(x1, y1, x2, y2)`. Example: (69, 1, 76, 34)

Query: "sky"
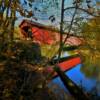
(16, 0, 99, 27)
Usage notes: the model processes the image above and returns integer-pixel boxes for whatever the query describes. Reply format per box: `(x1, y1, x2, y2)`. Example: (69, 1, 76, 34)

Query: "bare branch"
(63, 7, 78, 45)
(57, 0, 65, 62)
(64, 7, 100, 17)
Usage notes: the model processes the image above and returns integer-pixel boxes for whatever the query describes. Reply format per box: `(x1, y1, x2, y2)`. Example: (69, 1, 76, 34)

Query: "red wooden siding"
(19, 19, 83, 45)
(45, 57, 81, 78)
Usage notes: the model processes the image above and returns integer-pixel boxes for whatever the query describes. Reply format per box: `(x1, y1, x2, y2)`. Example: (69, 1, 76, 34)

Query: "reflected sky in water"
(50, 64, 97, 93)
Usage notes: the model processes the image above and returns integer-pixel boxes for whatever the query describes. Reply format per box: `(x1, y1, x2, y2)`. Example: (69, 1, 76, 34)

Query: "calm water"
(49, 64, 100, 96)
(48, 52, 100, 95)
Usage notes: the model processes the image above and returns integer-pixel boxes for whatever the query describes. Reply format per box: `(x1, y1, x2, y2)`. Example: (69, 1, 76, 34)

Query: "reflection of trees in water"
(87, 81, 100, 100)
(49, 82, 74, 100)
(78, 17, 100, 81)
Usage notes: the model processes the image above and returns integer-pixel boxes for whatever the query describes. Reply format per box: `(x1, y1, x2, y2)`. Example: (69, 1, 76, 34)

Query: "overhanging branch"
(64, 7, 100, 17)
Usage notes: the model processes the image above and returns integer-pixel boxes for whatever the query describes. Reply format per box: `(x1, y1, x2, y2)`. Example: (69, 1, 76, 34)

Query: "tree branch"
(64, 7, 100, 17)
(57, 0, 65, 62)
(63, 8, 77, 44)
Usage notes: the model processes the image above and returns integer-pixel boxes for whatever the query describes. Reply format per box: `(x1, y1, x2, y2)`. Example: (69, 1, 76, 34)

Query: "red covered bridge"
(19, 19, 83, 45)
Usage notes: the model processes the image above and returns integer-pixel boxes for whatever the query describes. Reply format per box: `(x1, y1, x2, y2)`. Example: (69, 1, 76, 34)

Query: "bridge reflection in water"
(50, 64, 96, 93)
